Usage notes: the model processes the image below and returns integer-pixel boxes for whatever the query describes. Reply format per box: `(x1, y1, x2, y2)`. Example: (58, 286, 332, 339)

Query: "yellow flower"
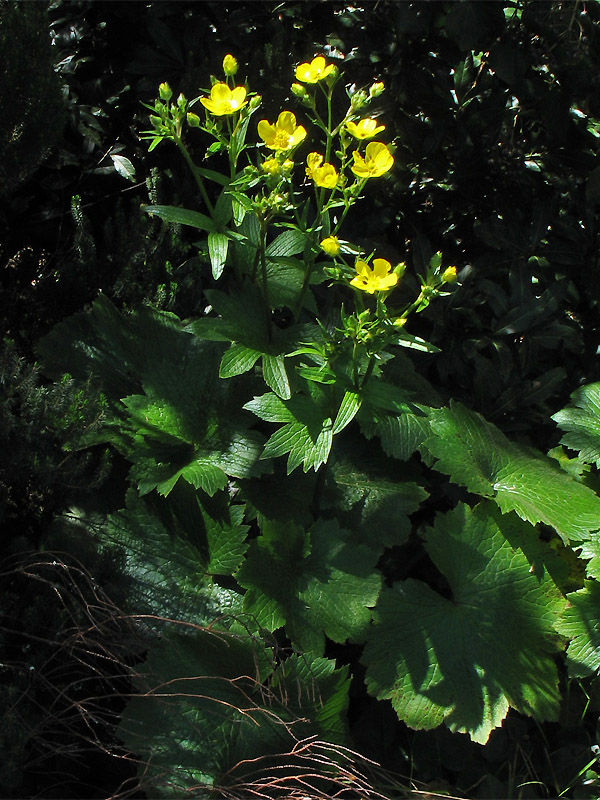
(200, 83, 247, 116)
(351, 142, 394, 178)
(320, 236, 340, 256)
(295, 56, 335, 84)
(306, 152, 338, 189)
(346, 118, 386, 140)
(222, 54, 238, 76)
(258, 111, 307, 151)
(350, 258, 399, 294)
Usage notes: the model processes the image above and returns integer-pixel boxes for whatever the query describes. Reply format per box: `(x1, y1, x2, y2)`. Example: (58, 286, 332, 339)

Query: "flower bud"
(187, 112, 201, 127)
(249, 94, 262, 111)
(394, 262, 407, 279)
(176, 93, 187, 111)
(369, 81, 385, 99)
(159, 82, 172, 102)
(441, 266, 458, 283)
(291, 82, 310, 100)
(393, 317, 407, 327)
(320, 236, 340, 257)
(350, 89, 368, 110)
(223, 54, 238, 76)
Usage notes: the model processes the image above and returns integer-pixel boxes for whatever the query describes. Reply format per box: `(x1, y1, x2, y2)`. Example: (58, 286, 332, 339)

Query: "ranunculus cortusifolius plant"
(40, 50, 600, 796)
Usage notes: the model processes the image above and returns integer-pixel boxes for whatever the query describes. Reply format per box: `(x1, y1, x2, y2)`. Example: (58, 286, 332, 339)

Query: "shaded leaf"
(236, 518, 382, 654)
(362, 502, 565, 744)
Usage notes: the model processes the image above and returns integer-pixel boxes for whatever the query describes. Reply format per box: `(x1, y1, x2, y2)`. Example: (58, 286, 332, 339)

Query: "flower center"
(273, 131, 291, 148)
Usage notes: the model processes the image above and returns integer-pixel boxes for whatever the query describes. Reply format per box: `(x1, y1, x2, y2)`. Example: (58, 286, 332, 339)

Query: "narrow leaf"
(332, 391, 361, 435)
(208, 231, 229, 279)
(262, 354, 291, 399)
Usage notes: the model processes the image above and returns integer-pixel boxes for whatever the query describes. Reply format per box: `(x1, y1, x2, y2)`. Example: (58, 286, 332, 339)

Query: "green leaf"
(423, 402, 600, 543)
(361, 407, 431, 461)
(322, 452, 428, 549)
(362, 502, 565, 744)
(144, 204, 217, 234)
(39, 296, 269, 497)
(208, 231, 229, 279)
(332, 391, 361, 435)
(262, 353, 291, 399)
(270, 653, 351, 744)
(556, 580, 600, 678)
(101, 485, 247, 624)
(236, 518, 381, 653)
(110, 153, 136, 182)
(219, 343, 261, 378)
(265, 229, 307, 258)
(194, 165, 230, 186)
(118, 630, 353, 796)
(245, 390, 334, 473)
(553, 383, 600, 468)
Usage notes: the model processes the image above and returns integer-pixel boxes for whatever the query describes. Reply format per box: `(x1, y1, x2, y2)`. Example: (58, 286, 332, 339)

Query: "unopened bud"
(159, 82, 172, 102)
(320, 236, 340, 257)
(291, 82, 309, 100)
(223, 54, 238, 76)
(441, 266, 458, 283)
(394, 262, 407, 279)
(350, 89, 368, 110)
(187, 112, 201, 127)
(369, 81, 385, 98)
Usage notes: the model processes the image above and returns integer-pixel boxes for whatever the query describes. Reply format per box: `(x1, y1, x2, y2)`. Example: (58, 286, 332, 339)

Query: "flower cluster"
(144, 52, 458, 321)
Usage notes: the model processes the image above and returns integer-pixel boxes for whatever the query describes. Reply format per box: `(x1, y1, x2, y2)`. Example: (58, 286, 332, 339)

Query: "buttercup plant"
(37, 48, 600, 795)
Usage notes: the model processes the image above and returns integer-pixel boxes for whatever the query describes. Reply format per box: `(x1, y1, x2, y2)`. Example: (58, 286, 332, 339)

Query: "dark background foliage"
(2, 1, 600, 797)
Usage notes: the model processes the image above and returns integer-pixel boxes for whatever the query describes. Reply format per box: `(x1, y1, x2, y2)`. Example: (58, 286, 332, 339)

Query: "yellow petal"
(372, 258, 392, 278)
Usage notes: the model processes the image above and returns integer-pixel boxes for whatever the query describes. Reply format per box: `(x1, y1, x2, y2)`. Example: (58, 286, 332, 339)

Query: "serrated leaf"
(556, 580, 600, 678)
(236, 518, 381, 653)
(101, 485, 247, 623)
(322, 453, 428, 549)
(265, 229, 307, 258)
(553, 383, 600, 468)
(362, 502, 565, 744)
(39, 296, 269, 497)
(262, 354, 291, 399)
(208, 231, 229, 279)
(423, 402, 600, 542)
(332, 391, 361, 435)
(270, 654, 350, 744)
(245, 391, 334, 473)
(118, 630, 353, 796)
(361, 407, 431, 460)
(219, 343, 261, 378)
(244, 392, 294, 423)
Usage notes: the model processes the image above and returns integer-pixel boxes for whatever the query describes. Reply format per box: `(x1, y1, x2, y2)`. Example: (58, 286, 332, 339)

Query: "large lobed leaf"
(362, 502, 566, 744)
(556, 579, 600, 678)
(118, 629, 351, 797)
(236, 517, 382, 654)
(552, 382, 600, 468)
(38, 294, 269, 496)
(422, 402, 600, 542)
(101, 485, 247, 623)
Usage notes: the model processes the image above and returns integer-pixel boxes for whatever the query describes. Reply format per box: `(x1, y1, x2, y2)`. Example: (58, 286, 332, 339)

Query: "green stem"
(259, 215, 272, 342)
(174, 135, 215, 217)
(360, 354, 376, 389)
